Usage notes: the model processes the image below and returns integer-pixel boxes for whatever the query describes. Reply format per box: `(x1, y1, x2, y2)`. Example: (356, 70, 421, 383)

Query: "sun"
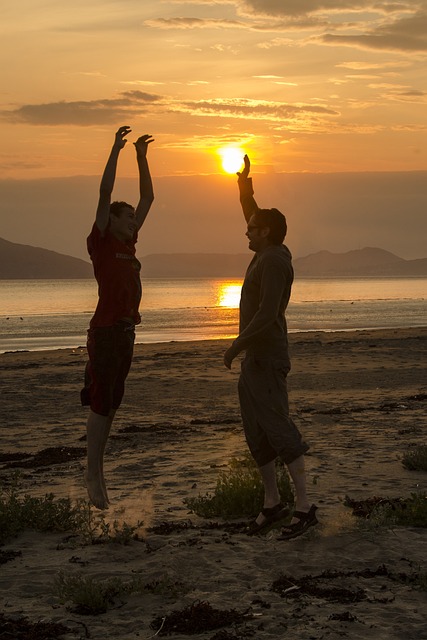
(218, 147, 245, 174)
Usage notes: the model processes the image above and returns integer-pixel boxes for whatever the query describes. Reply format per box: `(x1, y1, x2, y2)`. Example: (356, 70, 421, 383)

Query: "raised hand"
(237, 154, 250, 180)
(134, 134, 154, 157)
(114, 126, 132, 149)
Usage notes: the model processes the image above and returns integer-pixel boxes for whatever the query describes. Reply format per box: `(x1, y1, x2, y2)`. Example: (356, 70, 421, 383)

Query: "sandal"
(277, 504, 318, 540)
(247, 502, 289, 536)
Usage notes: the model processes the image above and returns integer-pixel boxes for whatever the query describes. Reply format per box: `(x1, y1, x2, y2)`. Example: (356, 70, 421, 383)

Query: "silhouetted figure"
(224, 155, 317, 539)
(81, 126, 154, 509)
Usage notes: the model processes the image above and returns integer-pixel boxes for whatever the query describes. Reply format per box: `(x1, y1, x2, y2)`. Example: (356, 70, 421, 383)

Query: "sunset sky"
(1, 0, 426, 259)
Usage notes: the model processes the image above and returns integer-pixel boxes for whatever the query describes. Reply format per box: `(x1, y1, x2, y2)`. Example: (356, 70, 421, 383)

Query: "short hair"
(109, 201, 134, 217)
(253, 208, 287, 245)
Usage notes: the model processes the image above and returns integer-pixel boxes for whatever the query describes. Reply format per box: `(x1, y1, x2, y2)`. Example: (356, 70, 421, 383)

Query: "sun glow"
(218, 147, 245, 174)
(216, 281, 242, 308)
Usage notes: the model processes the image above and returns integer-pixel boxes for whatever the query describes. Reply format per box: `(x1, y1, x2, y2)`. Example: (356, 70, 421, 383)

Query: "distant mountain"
(142, 248, 427, 277)
(293, 247, 427, 276)
(0, 237, 92, 279)
(1, 237, 426, 279)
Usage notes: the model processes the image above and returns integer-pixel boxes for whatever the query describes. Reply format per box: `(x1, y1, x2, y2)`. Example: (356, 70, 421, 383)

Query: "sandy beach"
(1, 328, 426, 639)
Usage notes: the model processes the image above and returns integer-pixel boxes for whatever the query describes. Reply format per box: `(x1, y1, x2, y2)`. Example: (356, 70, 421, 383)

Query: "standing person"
(223, 155, 317, 539)
(81, 126, 154, 509)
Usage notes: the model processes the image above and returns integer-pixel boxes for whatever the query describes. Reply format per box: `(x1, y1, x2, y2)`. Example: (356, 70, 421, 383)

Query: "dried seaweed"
(0, 613, 73, 640)
(151, 600, 251, 635)
(2, 446, 85, 469)
(271, 565, 420, 604)
(344, 495, 408, 518)
(0, 549, 21, 565)
(148, 520, 248, 536)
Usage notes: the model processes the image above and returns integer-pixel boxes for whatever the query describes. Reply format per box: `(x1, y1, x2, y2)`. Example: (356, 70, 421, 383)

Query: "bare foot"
(84, 472, 109, 510)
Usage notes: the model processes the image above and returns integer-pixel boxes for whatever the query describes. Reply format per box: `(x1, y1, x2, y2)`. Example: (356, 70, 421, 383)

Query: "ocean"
(1, 277, 426, 353)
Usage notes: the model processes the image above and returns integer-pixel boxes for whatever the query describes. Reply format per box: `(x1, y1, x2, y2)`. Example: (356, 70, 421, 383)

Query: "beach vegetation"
(184, 452, 294, 519)
(355, 504, 398, 536)
(0, 480, 87, 545)
(350, 492, 427, 534)
(402, 445, 427, 471)
(85, 503, 143, 545)
(388, 492, 427, 528)
(55, 572, 140, 614)
(55, 572, 189, 615)
(0, 478, 142, 545)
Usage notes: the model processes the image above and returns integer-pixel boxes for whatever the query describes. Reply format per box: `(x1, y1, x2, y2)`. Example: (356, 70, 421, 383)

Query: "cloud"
(121, 80, 166, 86)
(239, 1, 423, 20)
(3, 91, 339, 131)
(159, 132, 256, 150)
(170, 97, 339, 124)
(235, 1, 427, 56)
(336, 61, 411, 70)
(320, 11, 427, 53)
(257, 37, 303, 49)
(384, 88, 427, 103)
(3, 92, 162, 126)
(0, 157, 44, 171)
(144, 17, 245, 29)
(239, 0, 377, 18)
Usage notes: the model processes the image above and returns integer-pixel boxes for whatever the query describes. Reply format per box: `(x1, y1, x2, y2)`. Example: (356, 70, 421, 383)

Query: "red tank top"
(87, 223, 142, 328)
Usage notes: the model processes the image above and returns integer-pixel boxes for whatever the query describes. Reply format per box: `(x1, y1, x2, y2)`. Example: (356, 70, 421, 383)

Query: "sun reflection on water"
(216, 281, 242, 308)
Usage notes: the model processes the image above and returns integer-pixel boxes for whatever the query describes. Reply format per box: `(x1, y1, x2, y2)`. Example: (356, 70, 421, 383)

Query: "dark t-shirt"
(235, 244, 293, 362)
(87, 223, 142, 328)
(232, 174, 293, 363)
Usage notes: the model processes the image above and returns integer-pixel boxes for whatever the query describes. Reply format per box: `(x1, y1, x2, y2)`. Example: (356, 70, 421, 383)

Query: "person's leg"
(277, 454, 317, 539)
(259, 460, 281, 507)
(286, 455, 310, 520)
(83, 325, 128, 509)
(239, 356, 289, 532)
(252, 459, 283, 527)
(239, 359, 284, 528)
(85, 408, 115, 509)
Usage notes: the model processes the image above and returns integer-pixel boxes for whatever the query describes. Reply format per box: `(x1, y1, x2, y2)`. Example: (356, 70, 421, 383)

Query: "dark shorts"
(238, 354, 309, 467)
(80, 323, 135, 416)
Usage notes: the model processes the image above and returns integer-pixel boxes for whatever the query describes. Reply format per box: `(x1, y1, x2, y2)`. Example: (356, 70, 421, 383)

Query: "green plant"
(96, 516, 142, 544)
(355, 504, 398, 536)
(389, 492, 427, 527)
(402, 445, 427, 471)
(55, 572, 188, 614)
(55, 572, 138, 614)
(184, 452, 294, 519)
(0, 478, 142, 545)
(354, 492, 427, 534)
(0, 480, 89, 545)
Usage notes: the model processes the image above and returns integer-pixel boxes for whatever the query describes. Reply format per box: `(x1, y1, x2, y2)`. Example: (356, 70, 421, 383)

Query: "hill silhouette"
(0, 237, 92, 279)
(142, 248, 427, 277)
(1, 237, 426, 279)
(293, 247, 427, 276)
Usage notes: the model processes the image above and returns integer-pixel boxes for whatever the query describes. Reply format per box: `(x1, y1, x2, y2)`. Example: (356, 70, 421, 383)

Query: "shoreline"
(1, 327, 426, 639)
(2, 324, 427, 356)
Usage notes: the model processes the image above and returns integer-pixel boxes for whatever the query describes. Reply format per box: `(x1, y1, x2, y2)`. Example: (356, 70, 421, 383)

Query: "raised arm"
(237, 154, 259, 222)
(134, 134, 155, 230)
(95, 126, 131, 232)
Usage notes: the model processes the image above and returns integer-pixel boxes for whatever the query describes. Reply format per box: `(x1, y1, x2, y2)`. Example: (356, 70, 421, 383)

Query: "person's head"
(109, 201, 137, 242)
(246, 207, 287, 252)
